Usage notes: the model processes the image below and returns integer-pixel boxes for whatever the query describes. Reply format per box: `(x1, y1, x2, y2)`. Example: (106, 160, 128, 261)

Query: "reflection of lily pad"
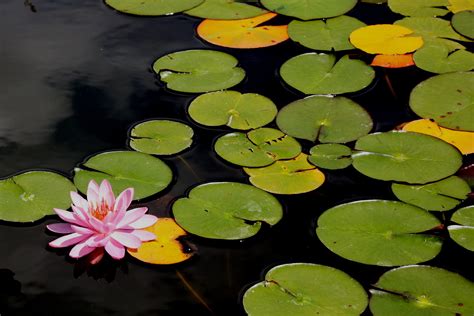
(308, 144, 353, 170)
(215, 128, 301, 167)
(185, 0, 266, 19)
(352, 132, 463, 184)
(153, 50, 245, 93)
(188, 91, 277, 130)
(288, 16, 366, 51)
(280, 54, 375, 95)
(370, 266, 474, 315)
(172, 182, 282, 240)
(0, 171, 76, 223)
(388, 0, 450, 17)
(448, 205, 474, 251)
(243, 263, 368, 316)
(316, 200, 443, 266)
(409, 72, 474, 131)
(105, 0, 203, 16)
(413, 42, 474, 73)
(74, 151, 173, 200)
(392, 176, 471, 211)
(276, 96, 373, 143)
(244, 154, 325, 195)
(261, 0, 357, 20)
(452, 10, 474, 39)
(129, 120, 194, 155)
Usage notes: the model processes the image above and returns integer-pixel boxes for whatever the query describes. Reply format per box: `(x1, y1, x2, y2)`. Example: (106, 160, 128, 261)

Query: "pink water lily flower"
(47, 180, 157, 262)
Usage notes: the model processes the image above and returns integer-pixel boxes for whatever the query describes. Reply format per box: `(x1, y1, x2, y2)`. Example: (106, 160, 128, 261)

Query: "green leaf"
(392, 176, 471, 211)
(129, 120, 194, 155)
(74, 151, 172, 200)
(288, 16, 366, 51)
(214, 128, 301, 167)
(172, 182, 283, 240)
(388, 0, 450, 17)
(243, 263, 368, 316)
(308, 144, 353, 170)
(244, 154, 325, 195)
(184, 0, 266, 19)
(352, 132, 463, 184)
(0, 171, 76, 223)
(276, 96, 373, 143)
(370, 266, 474, 315)
(409, 71, 474, 131)
(452, 10, 474, 39)
(316, 200, 443, 266)
(188, 91, 277, 130)
(280, 54, 375, 95)
(153, 50, 245, 93)
(260, 0, 358, 20)
(448, 205, 474, 251)
(413, 42, 474, 73)
(105, 0, 204, 16)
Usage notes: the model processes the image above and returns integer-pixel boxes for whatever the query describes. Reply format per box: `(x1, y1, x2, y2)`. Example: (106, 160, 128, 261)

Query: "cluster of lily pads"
(1, 0, 474, 315)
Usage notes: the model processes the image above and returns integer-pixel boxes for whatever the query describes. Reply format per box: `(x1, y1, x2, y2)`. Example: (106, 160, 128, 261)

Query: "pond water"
(1, 0, 473, 315)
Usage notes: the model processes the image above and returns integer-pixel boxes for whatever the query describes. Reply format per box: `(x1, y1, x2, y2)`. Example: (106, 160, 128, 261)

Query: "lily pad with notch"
(260, 0, 357, 20)
(105, 0, 204, 16)
(413, 42, 474, 73)
(452, 10, 474, 39)
(308, 144, 353, 170)
(388, 0, 450, 17)
(448, 205, 474, 251)
(184, 0, 266, 19)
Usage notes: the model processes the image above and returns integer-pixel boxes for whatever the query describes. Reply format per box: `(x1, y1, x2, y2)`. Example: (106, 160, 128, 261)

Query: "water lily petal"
(111, 231, 142, 249)
(49, 233, 88, 248)
(71, 225, 95, 235)
(86, 234, 109, 247)
(87, 180, 100, 207)
(69, 241, 96, 258)
(71, 205, 90, 227)
(88, 216, 105, 233)
(70, 191, 89, 211)
(114, 188, 134, 212)
(47, 223, 74, 234)
(54, 208, 82, 225)
(127, 214, 158, 229)
(99, 180, 115, 209)
(116, 207, 148, 229)
(131, 229, 156, 242)
(105, 239, 125, 259)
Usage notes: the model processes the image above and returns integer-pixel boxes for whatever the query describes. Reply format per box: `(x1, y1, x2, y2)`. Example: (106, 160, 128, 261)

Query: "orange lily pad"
(371, 54, 415, 68)
(197, 12, 289, 49)
(128, 218, 194, 265)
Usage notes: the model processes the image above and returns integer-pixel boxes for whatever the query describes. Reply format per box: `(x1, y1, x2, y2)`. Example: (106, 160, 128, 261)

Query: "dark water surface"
(1, 1, 473, 315)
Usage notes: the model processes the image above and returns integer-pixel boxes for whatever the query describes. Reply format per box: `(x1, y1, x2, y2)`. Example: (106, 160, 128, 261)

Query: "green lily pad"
(243, 263, 368, 316)
(352, 132, 463, 184)
(276, 96, 373, 143)
(129, 120, 194, 155)
(260, 0, 357, 20)
(370, 266, 474, 315)
(105, 0, 203, 16)
(184, 0, 266, 19)
(214, 128, 301, 167)
(316, 200, 443, 266)
(288, 16, 366, 51)
(0, 171, 76, 223)
(188, 91, 277, 130)
(392, 176, 471, 211)
(388, 0, 450, 17)
(172, 182, 282, 240)
(362, 0, 387, 3)
(153, 50, 245, 93)
(280, 54, 375, 95)
(452, 10, 474, 39)
(244, 154, 325, 195)
(409, 71, 474, 131)
(74, 151, 172, 200)
(448, 205, 474, 251)
(308, 144, 353, 170)
(414, 42, 474, 73)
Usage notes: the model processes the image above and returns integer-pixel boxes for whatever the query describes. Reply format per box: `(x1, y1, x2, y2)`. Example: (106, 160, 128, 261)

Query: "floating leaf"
(388, 0, 450, 17)
(244, 154, 325, 195)
(413, 42, 474, 73)
(409, 71, 474, 131)
(370, 266, 474, 315)
(392, 176, 471, 211)
(214, 128, 301, 167)
(105, 0, 203, 16)
(0, 171, 76, 223)
(74, 151, 172, 200)
(362, 0, 388, 3)
(401, 119, 474, 154)
(260, 0, 357, 20)
(447, 0, 474, 12)
(280, 54, 375, 95)
(371, 54, 415, 68)
(172, 182, 282, 240)
(129, 120, 193, 156)
(288, 16, 366, 51)
(276, 96, 373, 143)
(243, 263, 368, 316)
(153, 50, 245, 93)
(188, 91, 277, 130)
(128, 218, 194, 264)
(452, 10, 474, 39)
(197, 13, 288, 49)
(448, 206, 474, 251)
(184, 0, 266, 19)
(308, 144, 353, 170)
(349, 24, 424, 55)
(316, 200, 443, 266)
